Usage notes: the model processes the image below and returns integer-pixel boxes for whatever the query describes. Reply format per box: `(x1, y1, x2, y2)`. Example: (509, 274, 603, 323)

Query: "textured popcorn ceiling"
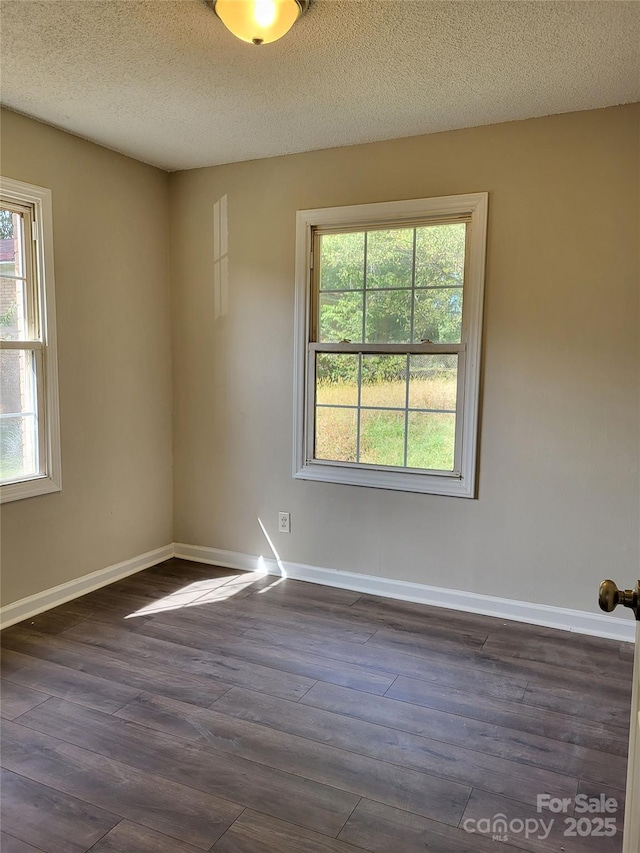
(1, 1, 638, 171)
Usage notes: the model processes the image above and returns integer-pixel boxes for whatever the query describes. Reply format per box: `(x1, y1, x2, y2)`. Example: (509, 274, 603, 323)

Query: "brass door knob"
(598, 579, 640, 620)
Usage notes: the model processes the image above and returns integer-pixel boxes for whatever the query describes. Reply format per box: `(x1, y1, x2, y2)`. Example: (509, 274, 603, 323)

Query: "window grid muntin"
(315, 405, 457, 414)
(355, 352, 363, 461)
(311, 216, 468, 475)
(409, 233, 417, 342)
(361, 239, 367, 343)
(315, 222, 466, 346)
(310, 345, 462, 474)
(319, 284, 464, 294)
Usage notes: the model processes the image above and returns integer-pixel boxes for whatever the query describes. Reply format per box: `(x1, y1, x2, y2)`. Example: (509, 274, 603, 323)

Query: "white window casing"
(293, 192, 488, 498)
(0, 177, 61, 502)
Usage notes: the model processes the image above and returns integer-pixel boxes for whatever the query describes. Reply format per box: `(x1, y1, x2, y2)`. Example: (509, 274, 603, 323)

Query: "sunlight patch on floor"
(124, 518, 288, 618)
(125, 570, 268, 618)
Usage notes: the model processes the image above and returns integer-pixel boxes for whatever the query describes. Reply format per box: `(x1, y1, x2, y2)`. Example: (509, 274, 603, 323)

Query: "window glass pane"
(0, 415, 38, 482)
(359, 410, 405, 467)
(413, 288, 463, 343)
(407, 412, 455, 471)
(415, 223, 466, 288)
(408, 355, 458, 410)
(316, 354, 359, 406)
(0, 349, 39, 481)
(0, 277, 29, 341)
(366, 228, 413, 289)
(319, 232, 364, 291)
(319, 291, 363, 342)
(361, 355, 406, 408)
(315, 406, 357, 462)
(365, 290, 411, 343)
(0, 209, 25, 278)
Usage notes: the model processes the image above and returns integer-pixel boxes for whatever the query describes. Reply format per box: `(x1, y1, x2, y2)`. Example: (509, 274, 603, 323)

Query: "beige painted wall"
(1, 109, 173, 606)
(1, 105, 637, 617)
(170, 105, 639, 614)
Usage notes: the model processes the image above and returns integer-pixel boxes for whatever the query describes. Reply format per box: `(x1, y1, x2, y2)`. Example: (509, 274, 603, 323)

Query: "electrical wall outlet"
(278, 511, 291, 534)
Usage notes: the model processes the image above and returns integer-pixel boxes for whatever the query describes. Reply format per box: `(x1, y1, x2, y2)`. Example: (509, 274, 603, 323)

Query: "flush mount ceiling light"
(205, 0, 309, 46)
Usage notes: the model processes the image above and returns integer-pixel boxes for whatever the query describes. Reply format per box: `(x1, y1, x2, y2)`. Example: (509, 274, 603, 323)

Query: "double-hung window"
(0, 177, 61, 502)
(294, 193, 487, 497)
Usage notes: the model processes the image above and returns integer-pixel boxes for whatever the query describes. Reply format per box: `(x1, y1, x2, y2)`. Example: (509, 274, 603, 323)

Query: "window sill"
(0, 474, 62, 504)
(294, 461, 474, 497)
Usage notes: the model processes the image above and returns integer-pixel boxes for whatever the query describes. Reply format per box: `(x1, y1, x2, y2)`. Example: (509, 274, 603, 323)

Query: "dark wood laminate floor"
(0, 558, 633, 853)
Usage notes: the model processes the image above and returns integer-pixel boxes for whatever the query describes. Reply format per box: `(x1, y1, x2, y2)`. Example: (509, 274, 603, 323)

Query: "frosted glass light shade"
(213, 0, 306, 45)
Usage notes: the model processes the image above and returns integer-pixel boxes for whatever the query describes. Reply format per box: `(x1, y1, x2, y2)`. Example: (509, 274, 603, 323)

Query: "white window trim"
(293, 192, 488, 498)
(1, 177, 61, 503)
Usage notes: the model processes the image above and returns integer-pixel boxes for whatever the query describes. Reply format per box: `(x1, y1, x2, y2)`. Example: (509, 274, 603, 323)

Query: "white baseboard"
(174, 542, 636, 643)
(0, 544, 175, 630)
(3, 541, 634, 643)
